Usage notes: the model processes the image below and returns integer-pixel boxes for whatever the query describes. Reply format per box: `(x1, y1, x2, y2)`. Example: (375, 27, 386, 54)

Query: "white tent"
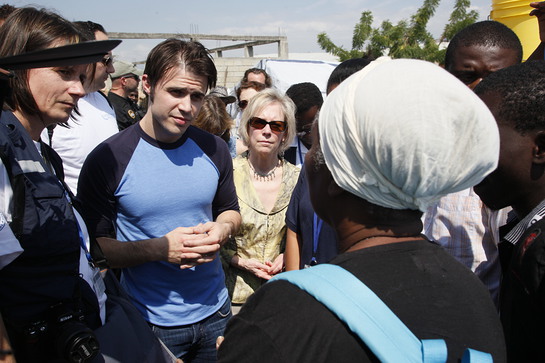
(227, 58, 339, 120)
(255, 58, 339, 98)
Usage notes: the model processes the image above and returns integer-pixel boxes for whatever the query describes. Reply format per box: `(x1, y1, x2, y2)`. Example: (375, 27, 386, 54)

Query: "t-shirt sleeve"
(76, 135, 131, 239)
(286, 169, 305, 232)
(210, 138, 239, 219)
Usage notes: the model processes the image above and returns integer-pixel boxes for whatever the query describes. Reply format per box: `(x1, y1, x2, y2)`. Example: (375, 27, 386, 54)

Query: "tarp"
(255, 58, 339, 98)
(227, 58, 339, 120)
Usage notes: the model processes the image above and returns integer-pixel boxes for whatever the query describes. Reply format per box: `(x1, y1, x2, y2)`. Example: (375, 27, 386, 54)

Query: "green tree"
(317, 0, 479, 63)
(440, 0, 479, 42)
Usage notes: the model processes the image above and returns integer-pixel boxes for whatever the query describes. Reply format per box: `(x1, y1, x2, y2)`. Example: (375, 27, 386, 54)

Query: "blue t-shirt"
(285, 164, 338, 269)
(78, 123, 239, 326)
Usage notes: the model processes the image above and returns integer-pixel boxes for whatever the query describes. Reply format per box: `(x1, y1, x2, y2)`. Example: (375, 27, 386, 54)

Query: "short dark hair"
(326, 57, 371, 94)
(0, 7, 82, 116)
(0, 4, 16, 21)
(73, 21, 107, 86)
(73, 21, 106, 41)
(242, 68, 272, 87)
(285, 82, 323, 116)
(444, 21, 523, 71)
(474, 61, 545, 134)
(144, 39, 217, 95)
(236, 81, 267, 101)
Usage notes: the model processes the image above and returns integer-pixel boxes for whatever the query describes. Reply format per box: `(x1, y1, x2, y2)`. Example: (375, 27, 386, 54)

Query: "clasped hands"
(230, 254, 284, 280)
(164, 222, 230, 269)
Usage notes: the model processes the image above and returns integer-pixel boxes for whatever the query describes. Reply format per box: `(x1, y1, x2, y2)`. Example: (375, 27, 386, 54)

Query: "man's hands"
(164, 221, 233, 269)
(230, 254, 284, 280)
(97, 210, 241, 269)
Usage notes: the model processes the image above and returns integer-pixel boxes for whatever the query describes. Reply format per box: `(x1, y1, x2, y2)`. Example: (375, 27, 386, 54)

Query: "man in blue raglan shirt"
(77, 39, 241, 362)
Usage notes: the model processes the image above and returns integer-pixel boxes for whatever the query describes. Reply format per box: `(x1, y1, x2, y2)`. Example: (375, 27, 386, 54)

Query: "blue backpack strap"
(422, 340, 448, 363)
(462, 348, 493, 363)
(270, 264, 447, 363)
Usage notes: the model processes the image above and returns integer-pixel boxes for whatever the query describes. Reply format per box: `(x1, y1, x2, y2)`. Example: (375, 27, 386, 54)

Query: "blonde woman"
(222, 88, 299, 312)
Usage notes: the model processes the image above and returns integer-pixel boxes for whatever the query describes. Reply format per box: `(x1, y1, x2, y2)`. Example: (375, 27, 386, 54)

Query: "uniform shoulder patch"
(519, 228, 541, 263)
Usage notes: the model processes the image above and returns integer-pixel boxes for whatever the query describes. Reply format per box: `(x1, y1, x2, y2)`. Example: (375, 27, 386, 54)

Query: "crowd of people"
(2, 2, 545, 363)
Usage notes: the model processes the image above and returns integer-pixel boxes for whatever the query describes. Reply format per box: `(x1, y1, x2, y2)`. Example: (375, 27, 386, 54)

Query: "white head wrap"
(319, 58, 499, 212)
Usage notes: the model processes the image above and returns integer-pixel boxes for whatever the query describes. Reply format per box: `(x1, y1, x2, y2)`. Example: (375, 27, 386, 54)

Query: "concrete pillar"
(244, 46, 254, 58)
(278, 39, 289, 59)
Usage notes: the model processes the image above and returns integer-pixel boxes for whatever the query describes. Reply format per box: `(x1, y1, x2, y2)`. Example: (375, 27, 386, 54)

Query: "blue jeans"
(150, 298, 231, 362)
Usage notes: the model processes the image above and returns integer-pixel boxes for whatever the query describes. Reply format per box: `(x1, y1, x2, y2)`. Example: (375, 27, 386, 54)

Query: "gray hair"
(238, 88, 296, 154)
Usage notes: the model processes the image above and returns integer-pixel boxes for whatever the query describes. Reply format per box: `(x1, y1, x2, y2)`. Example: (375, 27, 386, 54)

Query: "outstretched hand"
(531, 2, 545, 42)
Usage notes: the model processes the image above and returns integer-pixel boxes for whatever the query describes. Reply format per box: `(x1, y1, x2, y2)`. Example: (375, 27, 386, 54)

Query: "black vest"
(0, 111, 99, 329)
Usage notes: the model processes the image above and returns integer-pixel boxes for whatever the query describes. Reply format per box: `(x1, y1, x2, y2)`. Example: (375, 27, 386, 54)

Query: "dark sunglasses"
(296, 128, 312, 138)
(101, 55, 113, 67)
(238, 100, 248, 109)
(122, 74, 139, 81)
(249, 117, 286, 133)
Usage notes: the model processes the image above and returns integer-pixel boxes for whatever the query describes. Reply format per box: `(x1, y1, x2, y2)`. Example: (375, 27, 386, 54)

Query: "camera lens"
(55, 321, 99, 363)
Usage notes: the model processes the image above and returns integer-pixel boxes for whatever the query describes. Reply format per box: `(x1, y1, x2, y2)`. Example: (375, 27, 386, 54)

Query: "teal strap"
(421, 340, 448, 363)
(271, 264, 444, 362)
(462, 348, 493, 363)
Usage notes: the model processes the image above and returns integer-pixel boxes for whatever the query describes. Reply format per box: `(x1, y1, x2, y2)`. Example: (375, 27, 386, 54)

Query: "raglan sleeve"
(211, 139, 239, 219)
(76, 141, 121, 240)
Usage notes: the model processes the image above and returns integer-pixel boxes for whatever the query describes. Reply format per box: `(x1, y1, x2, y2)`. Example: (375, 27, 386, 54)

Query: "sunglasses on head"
(249, 117, 286, 133)
(238, 100, 248, 109)
(122, 74, 139, 81)
(101, 55, 113, 67)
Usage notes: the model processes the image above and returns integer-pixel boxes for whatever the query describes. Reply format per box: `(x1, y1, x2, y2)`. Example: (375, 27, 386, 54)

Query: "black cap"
(0, 39, 121, 71)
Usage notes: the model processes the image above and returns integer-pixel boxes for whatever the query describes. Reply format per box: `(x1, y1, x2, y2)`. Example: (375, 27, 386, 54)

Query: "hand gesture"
(231, 255, 273, 280)
(266, 253, 284, 276)
(531, 2, 545, 42)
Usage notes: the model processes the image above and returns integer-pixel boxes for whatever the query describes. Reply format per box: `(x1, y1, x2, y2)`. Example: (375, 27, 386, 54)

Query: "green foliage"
(441, 0, 479, 42)
(317, 0, 479, 63)
(352, 11, 374, 50)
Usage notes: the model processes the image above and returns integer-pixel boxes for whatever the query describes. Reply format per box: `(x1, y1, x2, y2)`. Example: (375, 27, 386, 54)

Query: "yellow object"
(491, 0, 540, 60)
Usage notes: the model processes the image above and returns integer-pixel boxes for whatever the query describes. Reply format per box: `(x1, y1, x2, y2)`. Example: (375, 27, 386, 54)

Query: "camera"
(24, 302, 100, 362)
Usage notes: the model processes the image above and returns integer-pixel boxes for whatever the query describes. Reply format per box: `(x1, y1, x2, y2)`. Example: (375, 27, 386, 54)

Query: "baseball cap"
(208, 86, 236, 105)
(110, 60, 142, 79)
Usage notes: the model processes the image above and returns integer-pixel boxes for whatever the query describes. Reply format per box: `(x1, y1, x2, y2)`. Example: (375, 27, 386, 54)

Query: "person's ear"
(141, 74, 151, 95)
(533, 131, 545, 164)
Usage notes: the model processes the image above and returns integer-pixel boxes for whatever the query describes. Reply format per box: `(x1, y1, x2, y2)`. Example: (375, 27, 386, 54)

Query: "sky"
(5, 0, 497, 62)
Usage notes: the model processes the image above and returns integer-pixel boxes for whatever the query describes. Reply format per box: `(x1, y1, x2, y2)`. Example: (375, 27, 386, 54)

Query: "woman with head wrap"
(221, 88, 299, 313)
(218, 58, 506, 362)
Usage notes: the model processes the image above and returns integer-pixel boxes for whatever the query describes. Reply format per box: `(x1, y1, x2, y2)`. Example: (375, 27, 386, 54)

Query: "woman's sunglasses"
(249, 117, 286, 133)
(101, 55, 113, 67)
(238, 100, 248, 109)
